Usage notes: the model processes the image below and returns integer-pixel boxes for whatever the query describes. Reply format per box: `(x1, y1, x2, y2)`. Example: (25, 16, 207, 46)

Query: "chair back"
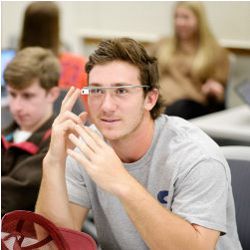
(221, 146, 250, 250)
(225, 53, 250, 109)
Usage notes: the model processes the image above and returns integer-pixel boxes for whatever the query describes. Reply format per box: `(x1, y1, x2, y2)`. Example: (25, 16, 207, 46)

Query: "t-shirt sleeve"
(171, 158, 229, 234)
(65, 154, 91, 208)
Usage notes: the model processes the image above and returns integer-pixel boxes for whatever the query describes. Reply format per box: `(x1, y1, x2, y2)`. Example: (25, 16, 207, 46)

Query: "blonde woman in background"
(150, 1, 229, 119)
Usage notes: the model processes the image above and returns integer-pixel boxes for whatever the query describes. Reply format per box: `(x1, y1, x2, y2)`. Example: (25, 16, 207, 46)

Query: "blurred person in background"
(19, 1, 88, 108)
(1, 47, 60, 216)
(150, 1, 229, 119)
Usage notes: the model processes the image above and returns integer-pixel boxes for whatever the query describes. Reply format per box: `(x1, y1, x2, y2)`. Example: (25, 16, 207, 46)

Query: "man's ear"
(144, 88, 159, 111)
(47, 86, 60, 103)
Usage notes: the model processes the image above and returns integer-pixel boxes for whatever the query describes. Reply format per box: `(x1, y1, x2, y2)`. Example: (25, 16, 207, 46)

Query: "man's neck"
(108, 114, 155, 163)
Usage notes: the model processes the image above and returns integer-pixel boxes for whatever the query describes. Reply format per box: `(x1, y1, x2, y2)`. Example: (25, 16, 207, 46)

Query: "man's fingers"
(74, 125, 101, 153)
(56, 111, 83, 125)
(61, 86, 76, 106)
(60, 87, 81, 113)
(67, 148, 92, 170)
(52, 119, 79, 138)
(68, 133, 95, 159)
(84, 126, 107, 148)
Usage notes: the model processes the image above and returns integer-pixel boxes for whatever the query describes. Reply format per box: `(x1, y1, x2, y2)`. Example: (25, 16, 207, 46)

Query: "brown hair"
(4, 47, 60, 90)
(85, 37, 165, 119)
(19, 1, 60, 56)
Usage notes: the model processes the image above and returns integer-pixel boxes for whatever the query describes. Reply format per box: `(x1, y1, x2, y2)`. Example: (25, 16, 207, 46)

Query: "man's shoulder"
(155, 115, 228, 176)
(155, 115, 221, 158)
(157, 114, 207, 137)
(155, 114, 198, 136)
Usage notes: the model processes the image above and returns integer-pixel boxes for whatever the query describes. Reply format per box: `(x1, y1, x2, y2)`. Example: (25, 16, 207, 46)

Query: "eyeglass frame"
(81, 84, 150, 96)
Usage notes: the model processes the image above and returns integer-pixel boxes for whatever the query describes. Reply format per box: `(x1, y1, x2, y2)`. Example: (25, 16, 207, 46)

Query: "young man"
(35, 38, 241, 250)
(1, 47, 60, 216)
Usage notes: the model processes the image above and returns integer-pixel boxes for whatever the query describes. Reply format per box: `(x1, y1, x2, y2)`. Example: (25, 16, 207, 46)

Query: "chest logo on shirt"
(157, 190, 169, 204)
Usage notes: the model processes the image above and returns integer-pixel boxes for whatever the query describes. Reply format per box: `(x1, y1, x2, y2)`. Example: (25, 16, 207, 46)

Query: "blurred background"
(2, 1, 250, 145)
(2, 1, 250, 56)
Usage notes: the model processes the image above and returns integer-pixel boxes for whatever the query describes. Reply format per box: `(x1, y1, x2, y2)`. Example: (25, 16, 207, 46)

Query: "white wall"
(2, 1, 250, 56)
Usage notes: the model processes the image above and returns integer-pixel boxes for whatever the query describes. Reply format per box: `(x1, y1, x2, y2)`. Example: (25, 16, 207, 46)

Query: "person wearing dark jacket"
(1, 47, 60, 216)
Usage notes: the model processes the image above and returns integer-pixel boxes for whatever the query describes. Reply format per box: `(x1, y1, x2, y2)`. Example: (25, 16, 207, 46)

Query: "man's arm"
(36, 160, 89, 230)
(67, 125, 220, 250)
(35, 87, 89, 230)
(118, 177, 219, 250)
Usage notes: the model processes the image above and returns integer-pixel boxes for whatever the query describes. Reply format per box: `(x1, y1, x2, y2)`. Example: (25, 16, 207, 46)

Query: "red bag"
(1, 210, 97, 250)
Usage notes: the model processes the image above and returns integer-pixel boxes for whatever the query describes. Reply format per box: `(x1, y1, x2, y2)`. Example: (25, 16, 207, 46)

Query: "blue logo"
(157, 190, 169, 204)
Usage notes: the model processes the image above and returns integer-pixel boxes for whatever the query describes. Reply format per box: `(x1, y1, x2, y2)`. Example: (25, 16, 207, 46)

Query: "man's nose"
(100, 91, 117, 111)
(10, 96, 24, 111)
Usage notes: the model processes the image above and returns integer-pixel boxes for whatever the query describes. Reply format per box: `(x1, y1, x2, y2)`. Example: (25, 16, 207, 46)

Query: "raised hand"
(46, 87, 88, 165)
(67, 125, 132, 195)
(36, 87, 88, 227)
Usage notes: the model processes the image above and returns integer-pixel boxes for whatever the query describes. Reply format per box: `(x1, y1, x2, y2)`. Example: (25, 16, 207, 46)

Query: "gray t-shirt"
(66, 115, 242, 250)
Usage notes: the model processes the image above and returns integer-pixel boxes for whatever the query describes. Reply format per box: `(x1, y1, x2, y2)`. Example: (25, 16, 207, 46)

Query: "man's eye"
(90, 88, 103, 94)
(23, 94, 33, 99)
(9, 92, 16, 98)
(116, 88, 128, 95)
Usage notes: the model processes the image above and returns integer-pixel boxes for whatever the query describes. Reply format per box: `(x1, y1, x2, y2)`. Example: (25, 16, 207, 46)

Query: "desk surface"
(190, 105, 250, 143)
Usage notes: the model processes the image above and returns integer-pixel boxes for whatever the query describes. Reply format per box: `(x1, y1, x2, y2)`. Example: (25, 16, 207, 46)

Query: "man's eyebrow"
(88, 83, 133, 87)
(22, 92, 36, 95)
(88, 83, 101, 87)
(112, 83, 132, 86)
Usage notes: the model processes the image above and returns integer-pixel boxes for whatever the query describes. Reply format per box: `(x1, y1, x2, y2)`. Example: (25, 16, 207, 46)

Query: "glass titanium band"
(81, 85, 149, 95)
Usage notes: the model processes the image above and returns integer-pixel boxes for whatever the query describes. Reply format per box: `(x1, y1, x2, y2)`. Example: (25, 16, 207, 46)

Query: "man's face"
(7, 80, 54, 132)
(88, 61, 154, 142)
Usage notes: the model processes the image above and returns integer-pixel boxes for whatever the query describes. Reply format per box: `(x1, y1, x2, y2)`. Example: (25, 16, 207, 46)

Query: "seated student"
(36, 38, 241, 250)
(1, 47, 60, 217)
(18, 1, 88, 108)
(150, 1, 229, 119)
